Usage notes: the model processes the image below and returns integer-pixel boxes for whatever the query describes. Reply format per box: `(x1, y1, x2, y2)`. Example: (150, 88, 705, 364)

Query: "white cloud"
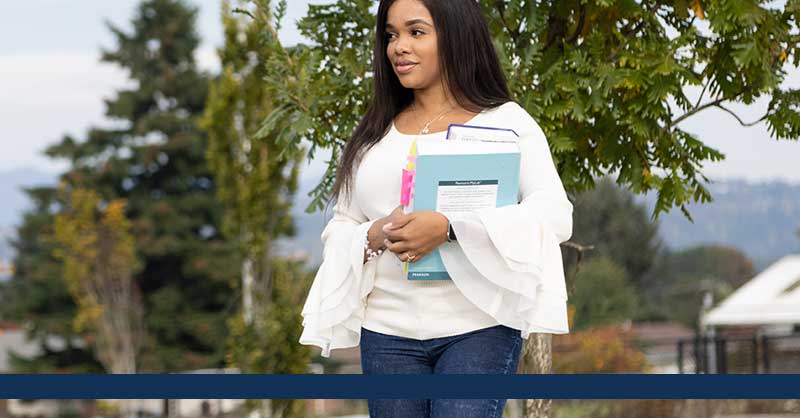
(0, 51, 127, 173)
(0, 0, 797, 185)
(0, 52, 130, 106)
(0, 47, 221, 173)
(0, 0, 318, 174)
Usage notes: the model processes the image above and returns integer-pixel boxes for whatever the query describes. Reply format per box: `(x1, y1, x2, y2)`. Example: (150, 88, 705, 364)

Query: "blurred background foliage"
(0, 1, 798, 417)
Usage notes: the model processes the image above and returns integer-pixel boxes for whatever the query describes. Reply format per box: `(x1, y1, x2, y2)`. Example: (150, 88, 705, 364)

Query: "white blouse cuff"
(299, 220, 377, 357)
(441, 212, 569, 336)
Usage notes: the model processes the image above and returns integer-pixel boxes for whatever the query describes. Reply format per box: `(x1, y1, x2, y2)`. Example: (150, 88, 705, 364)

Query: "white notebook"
(445, 123, 519, 143)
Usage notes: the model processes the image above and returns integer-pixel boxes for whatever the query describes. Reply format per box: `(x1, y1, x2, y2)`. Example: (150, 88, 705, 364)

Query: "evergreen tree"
(3, 0, 239, 372)
(2, 187, 104, 373)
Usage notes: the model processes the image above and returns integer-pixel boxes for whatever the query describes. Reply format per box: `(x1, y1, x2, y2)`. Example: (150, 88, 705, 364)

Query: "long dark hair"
(331, 0, 512, 204)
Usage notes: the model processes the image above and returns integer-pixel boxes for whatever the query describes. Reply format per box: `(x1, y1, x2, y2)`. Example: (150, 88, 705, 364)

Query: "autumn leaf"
(691, 0, 705, 20)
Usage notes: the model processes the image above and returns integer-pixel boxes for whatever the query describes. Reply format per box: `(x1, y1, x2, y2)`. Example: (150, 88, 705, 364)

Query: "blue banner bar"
(0, 374, 799, 399)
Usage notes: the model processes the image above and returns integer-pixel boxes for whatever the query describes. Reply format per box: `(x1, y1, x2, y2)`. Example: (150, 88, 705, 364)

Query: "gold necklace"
(413, 101, 456, 135)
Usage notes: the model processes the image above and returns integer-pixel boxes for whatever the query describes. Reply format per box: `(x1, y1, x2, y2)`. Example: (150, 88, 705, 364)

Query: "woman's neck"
(412, 82, 459, 117)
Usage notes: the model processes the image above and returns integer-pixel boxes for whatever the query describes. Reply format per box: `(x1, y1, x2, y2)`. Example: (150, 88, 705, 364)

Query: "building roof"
(631, 321, 695, 344)
(0, 328, 40, 372)
(703, 255, 800, 327)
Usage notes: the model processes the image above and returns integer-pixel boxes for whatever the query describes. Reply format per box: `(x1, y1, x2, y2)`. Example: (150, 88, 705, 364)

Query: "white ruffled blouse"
(299, 101, 573, 357)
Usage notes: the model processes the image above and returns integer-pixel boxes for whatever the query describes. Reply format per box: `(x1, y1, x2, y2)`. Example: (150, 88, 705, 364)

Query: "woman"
(299, 0, 573, 416)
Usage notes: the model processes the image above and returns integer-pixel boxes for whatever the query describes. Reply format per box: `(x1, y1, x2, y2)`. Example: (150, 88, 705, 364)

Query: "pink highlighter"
(400, 140, 418, 213)
(400, 168, 415, 209)
(398, 141, 418, 270)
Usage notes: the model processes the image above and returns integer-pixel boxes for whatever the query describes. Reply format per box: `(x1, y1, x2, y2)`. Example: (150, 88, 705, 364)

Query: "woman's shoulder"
(485, 100, 543, 137)
(486, 100, 532, 121)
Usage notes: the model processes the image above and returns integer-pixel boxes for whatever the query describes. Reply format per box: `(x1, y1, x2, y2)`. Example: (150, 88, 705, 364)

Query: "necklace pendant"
(421, 126, 430, 134)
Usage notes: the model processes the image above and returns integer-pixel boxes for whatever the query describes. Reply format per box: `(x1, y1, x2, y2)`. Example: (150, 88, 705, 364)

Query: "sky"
(0, 0, 333, 181)
(0, 0, 798, 184)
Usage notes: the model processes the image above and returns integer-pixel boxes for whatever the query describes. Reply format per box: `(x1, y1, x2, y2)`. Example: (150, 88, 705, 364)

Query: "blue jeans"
(359, 325, 523, 418)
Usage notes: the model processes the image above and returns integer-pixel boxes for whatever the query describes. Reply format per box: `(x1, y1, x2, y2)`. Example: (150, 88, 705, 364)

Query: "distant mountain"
(0, 167, 56, 279)
(639, 179, 800, 270)
(276, 173, 329, 267)
(0, 167, 56, 228)
(2, 166, 797, 273)
(0, 165, 329, 270)
(0, 226, 15, 280)
(288, 178, 800, 271)
(0, 226, 14, 260)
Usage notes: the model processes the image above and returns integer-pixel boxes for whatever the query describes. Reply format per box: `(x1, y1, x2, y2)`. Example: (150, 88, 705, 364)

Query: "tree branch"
(607, 2, 661, 62)
(714, 104, 769, 127)
(566, 5, 586, 44)
(669, 96, 727, 128)
(543, 13, 567, 51)
(694, 75, 712, 109)
(493, 0, 519, 46)
(561, 241, 595, 297)
(607, 21, 647, 62)
(561, 241, 595, 253)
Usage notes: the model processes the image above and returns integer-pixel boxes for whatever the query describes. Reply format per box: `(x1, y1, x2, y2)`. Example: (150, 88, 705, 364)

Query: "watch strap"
(448, 222, 457, 241)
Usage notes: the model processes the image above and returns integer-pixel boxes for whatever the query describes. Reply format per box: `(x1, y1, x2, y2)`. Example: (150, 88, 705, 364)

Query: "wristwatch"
(447, 221, 457, 242)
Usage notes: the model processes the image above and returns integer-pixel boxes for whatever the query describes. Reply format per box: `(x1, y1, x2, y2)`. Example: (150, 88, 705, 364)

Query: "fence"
(677, 333, 800, 374)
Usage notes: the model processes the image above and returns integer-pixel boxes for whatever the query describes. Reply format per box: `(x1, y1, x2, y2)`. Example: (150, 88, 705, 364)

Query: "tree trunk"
(259, 399, 273, 418)
(117, 399, 139, 418)
(519, 334, 552, 418)
(257, 257, 274, 418)
(242, 254, 274, 418)
(243, 258, 254, 325)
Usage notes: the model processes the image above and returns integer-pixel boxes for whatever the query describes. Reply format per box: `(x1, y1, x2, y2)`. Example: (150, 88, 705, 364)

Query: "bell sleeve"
(299, 190, 378, 358)
(438, 105, 574, 338)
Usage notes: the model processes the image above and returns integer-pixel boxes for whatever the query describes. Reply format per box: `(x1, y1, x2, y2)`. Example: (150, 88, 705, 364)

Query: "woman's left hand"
(382, 210, 449, 263)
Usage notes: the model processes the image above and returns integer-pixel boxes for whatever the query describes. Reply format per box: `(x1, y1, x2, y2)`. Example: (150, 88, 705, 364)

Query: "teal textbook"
(406, 124, 520, 280)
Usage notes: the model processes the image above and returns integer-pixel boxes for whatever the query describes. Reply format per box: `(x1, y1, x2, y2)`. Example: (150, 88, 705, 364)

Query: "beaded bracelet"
(364, 230, 385, 262)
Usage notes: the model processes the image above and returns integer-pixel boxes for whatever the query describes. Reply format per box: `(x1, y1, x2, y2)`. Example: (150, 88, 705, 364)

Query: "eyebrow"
(385, 19, 433, 29)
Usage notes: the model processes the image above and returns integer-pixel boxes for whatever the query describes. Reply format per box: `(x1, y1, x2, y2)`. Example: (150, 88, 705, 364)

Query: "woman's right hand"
(383, 204, 406, 230)
(364, 205, 404, 263)
(371, 205, 405, 247)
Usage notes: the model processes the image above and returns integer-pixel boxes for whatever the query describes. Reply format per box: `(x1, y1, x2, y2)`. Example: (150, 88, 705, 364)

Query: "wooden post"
(520, 334, 552, 418)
